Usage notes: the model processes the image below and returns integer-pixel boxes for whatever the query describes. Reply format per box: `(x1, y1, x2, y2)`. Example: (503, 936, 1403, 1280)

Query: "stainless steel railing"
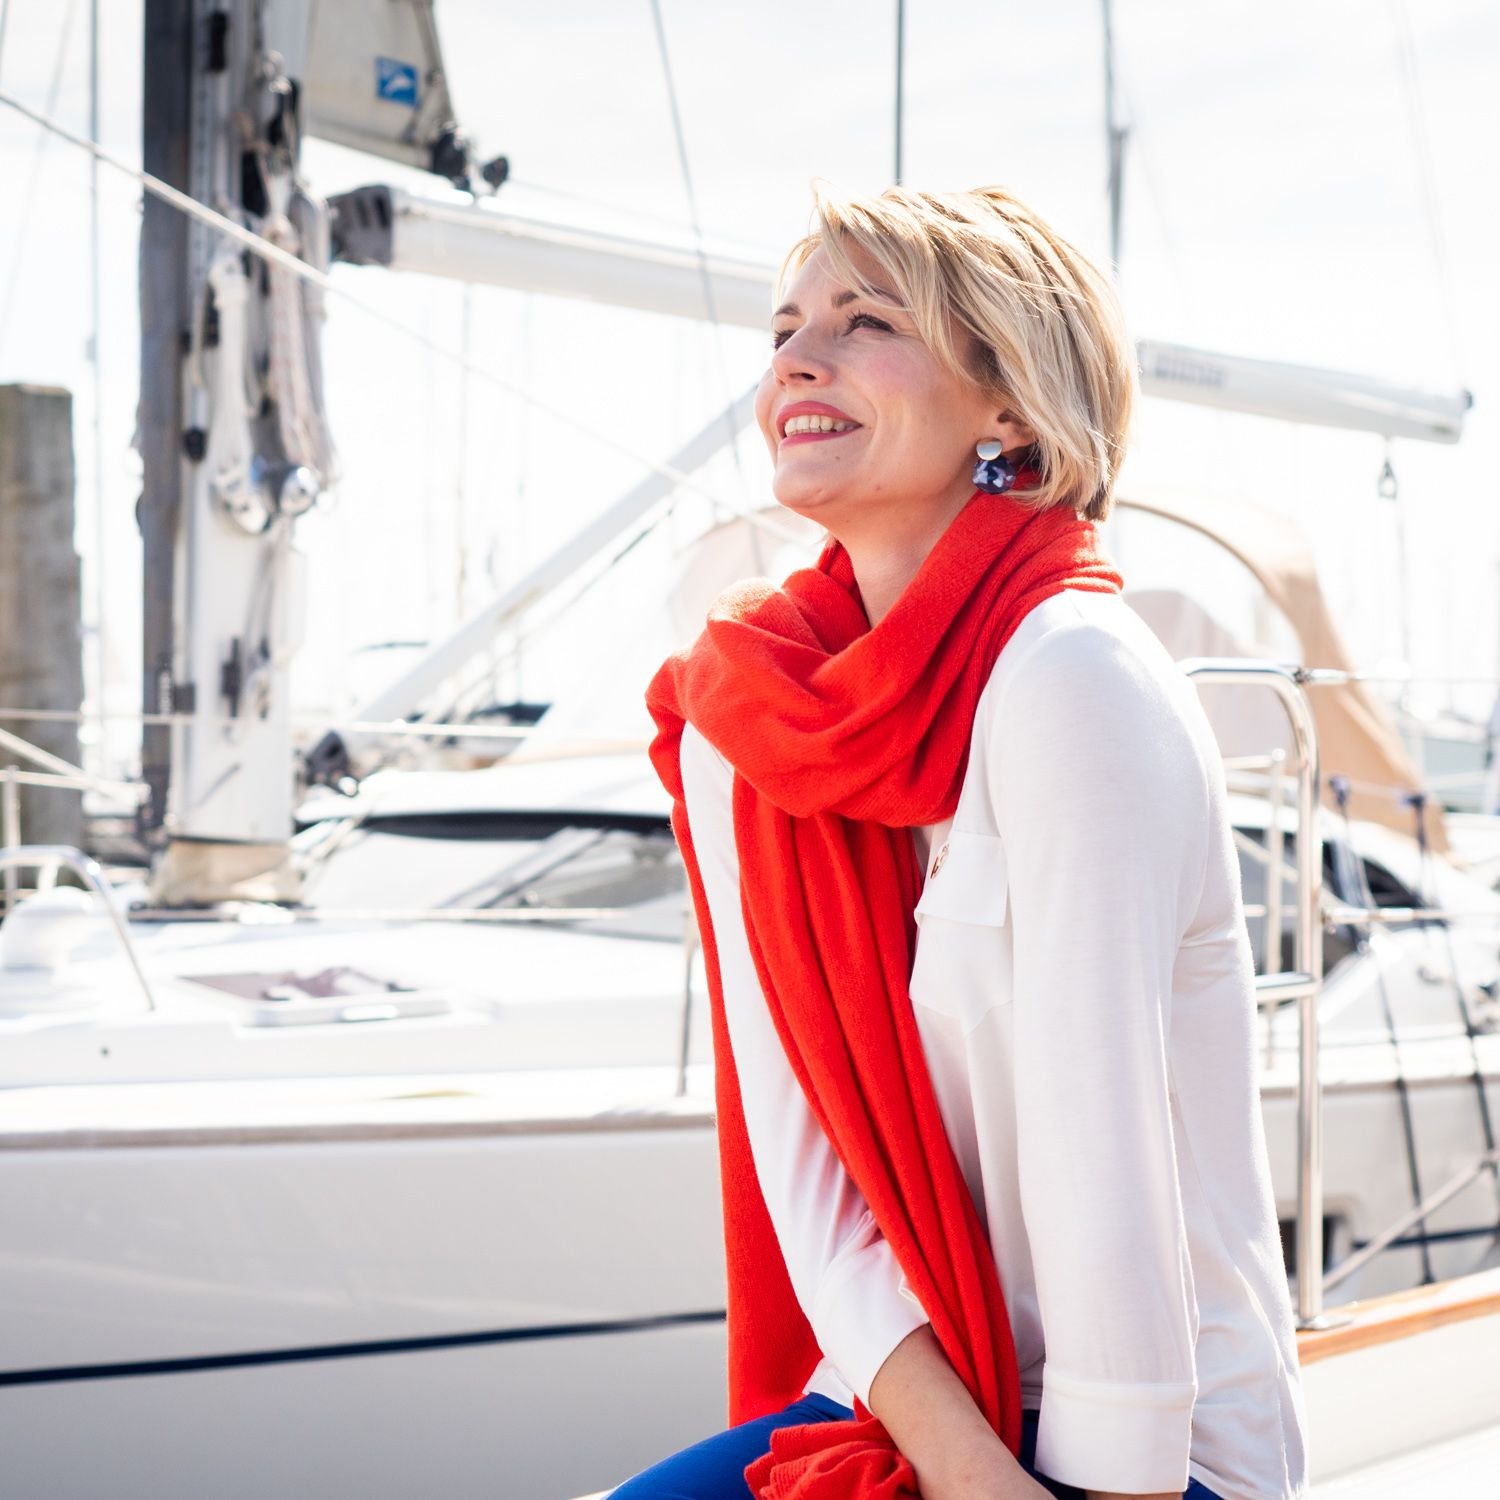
(1180, 659, 1347, 1330)
(0, 845, 158, 1012)
(1181, 659, 1500, 1323)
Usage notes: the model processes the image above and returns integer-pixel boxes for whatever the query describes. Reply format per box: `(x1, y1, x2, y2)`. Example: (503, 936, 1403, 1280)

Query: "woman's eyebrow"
(772, 286, 899, 321)
(832, 287, 897, 307)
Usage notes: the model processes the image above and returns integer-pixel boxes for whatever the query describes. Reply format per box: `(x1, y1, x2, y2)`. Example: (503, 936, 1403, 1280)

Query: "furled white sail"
(296, 0, 469, 183)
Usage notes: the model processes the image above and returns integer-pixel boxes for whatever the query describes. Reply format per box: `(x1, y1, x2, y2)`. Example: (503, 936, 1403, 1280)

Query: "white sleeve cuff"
(810, 1234, 931, 1407)
(1034, 1366, 1196, 1495)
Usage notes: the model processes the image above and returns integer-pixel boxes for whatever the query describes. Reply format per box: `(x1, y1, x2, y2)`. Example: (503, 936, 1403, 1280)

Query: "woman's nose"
(769, 329, 833, 385)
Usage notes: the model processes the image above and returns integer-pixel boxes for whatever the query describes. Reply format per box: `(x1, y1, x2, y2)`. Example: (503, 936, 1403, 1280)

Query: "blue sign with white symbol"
(376, 57, 419, 107)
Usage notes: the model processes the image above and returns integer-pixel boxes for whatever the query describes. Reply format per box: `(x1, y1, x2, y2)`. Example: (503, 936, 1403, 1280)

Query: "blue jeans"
(608, 1391, 1225, 1499)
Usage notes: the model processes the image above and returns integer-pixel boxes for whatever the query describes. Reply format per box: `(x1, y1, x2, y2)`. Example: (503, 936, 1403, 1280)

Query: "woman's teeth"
(783, 414, 858, 436)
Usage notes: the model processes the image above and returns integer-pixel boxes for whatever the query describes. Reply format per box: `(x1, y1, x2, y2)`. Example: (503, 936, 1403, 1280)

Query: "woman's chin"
(770, 473, 852, 519)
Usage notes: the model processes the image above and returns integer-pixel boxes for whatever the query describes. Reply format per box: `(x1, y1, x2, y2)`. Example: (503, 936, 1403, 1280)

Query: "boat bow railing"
(1182, 658, 1500, 1327)
(1179, 659, 1347, 1330)
(0, 844, 159, 1013)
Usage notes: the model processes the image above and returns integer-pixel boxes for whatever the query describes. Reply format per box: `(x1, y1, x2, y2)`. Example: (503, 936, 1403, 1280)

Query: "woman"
(635, 184, 1308, 1500)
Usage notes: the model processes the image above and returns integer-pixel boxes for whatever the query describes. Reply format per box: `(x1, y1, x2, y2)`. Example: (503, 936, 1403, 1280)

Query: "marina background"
(0, 0, 1495, 772)
(3, 6, 1500, 1493)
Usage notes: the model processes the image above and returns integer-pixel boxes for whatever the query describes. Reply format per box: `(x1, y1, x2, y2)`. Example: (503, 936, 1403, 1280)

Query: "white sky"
(0, 0, 1496, 777)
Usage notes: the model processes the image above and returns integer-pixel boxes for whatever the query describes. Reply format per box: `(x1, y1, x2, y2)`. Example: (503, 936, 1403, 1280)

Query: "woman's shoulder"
(975, 590, 1217, 866)
(988, 586, 1190, 694)
(978, 588, 1209, 758)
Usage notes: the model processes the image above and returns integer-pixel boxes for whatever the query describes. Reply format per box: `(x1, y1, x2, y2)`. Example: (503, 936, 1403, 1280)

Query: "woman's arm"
(988, 623, 1209, 1498)
(868, 1325, 1055, 1500)
(684, 724, 1065, 1496)
(679, 723, 931, 1406)
(680, 672, 1191, 1500)
(867, 1329, 1174, 1500)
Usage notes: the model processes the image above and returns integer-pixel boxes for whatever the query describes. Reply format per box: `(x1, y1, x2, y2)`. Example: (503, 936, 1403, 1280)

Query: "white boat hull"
(2, 1054, 1498, 1497)
(0, 1076, 728, 1500)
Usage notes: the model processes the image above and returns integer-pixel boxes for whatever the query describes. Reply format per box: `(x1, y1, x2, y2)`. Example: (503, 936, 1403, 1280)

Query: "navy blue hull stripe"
(0, 1308, 726, 1387)
(1352, 1223, 1500, 1252)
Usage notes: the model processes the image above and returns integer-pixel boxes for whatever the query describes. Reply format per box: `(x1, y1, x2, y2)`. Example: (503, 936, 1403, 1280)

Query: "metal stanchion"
(1181, 661, 1347, 1330)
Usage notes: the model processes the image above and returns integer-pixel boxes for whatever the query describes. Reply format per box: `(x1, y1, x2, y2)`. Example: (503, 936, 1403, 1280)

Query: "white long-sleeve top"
(678, 588, 1309, 1500)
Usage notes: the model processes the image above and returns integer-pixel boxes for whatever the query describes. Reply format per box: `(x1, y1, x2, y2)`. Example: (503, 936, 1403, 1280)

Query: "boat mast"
(133, 0, 491, 899)
(894, 0, 905, 186)
(87, 0, 107, 782)
(138, 0, 338, 903)
(1101, 0, 1126, 276)
(138, 0, 194, 842)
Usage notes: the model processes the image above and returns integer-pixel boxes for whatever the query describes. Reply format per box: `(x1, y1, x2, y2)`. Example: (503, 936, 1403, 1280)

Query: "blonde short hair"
(778, 183, 1136, 521)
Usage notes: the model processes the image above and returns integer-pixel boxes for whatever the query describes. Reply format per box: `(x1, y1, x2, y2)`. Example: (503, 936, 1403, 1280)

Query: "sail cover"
(297, 0, 465, 179)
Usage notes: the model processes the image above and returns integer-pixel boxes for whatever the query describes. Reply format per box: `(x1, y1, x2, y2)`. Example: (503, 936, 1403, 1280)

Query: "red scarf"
(645, 481, 1123, 1499)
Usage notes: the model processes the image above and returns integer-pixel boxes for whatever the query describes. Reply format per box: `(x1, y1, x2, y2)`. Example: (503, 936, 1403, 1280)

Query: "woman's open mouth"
(778, 402, 862, 446)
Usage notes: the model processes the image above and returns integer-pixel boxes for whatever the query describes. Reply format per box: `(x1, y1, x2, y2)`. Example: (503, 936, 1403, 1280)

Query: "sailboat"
(1, 1, 1497, 1495)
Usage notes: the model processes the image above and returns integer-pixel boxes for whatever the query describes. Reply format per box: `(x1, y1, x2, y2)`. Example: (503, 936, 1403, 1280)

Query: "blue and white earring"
(972, 438, 1018, 494)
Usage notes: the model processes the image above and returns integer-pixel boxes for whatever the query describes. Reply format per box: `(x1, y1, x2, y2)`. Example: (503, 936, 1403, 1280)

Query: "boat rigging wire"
(0, 83, 808, 551)
(894, 0, 905, 185)
(86, 0, 108, 801)
(504, 173, 777, 254)
(1377, 442, 1416, 704)
(0, 0, 79, 362)
(0, 700, 644, 746)
(1401, 788, 1500, 1233)
(350, 496, 689, 794)
(507, 293, 535, 698)
(646, 0, 752, 509)
(1101, 0, 1125, 274)
(1388, 0, 1465, 386)
(1097, 15, 1203, 336)
(1329, 773, 1435, 1283)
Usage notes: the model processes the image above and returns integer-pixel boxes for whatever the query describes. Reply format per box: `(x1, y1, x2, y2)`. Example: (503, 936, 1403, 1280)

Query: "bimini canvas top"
(1116, 491, 1448, 857)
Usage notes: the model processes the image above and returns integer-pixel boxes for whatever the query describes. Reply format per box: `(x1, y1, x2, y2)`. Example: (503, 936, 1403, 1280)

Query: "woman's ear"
(990, 411, 1038, 452)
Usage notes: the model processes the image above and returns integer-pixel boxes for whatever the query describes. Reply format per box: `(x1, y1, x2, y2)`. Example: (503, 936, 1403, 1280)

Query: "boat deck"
(1308, 1419, 1500, 1493)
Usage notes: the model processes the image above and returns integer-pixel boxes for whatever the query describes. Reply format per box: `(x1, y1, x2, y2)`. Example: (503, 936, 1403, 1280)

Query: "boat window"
(1357, 855, 1422, 910)
(1236, 826, 1424, 979)
(293, 812, 686, 941)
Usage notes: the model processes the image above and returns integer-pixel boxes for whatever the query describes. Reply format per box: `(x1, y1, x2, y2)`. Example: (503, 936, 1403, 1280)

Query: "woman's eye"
(770, 312, 892, 350)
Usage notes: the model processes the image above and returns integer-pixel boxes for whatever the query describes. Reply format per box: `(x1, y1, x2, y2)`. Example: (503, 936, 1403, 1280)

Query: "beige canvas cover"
(1117, 492, 1449, 857)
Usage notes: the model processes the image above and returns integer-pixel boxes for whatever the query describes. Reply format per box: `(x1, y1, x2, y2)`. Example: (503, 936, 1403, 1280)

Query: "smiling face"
(754, 240, 1035, 535)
